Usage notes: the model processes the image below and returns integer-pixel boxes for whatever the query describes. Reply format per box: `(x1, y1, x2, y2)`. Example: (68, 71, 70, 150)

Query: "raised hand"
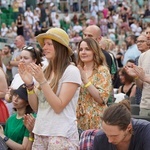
(18, 62, 33, 85)
(134, 66, 145, 79)
(23, 114, 35, 133)
(77, 65, 88, 84)
(29, 63, 46, 84)
(124, 65, 138, 77)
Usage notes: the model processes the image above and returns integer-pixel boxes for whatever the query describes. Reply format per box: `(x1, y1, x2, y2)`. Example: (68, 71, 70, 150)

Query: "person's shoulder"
(95, 129, 106, 137)
(102, 50, 112, 58)
(94, 130, 108, 144)
(132, 118, 150, 132)
(97, 65, 110, 72)
(66, 64, 79, 72)
(7, 113, 17, 121)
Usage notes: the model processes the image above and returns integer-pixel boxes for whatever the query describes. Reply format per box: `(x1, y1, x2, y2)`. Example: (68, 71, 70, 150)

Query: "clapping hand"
(23, 114, 35, 133)
(77, 65, 88, 84)
(133, 66, 145, 79)
(124, 64, 138, 77)
(18, 62, 33, 85)
(29, 63, 46, 84)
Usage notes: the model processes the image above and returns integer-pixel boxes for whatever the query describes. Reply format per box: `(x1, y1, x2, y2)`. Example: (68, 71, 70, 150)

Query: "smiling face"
(42, 39, 55, 60)
(102, 121, 130, 145)
(78, 41, 94, 63)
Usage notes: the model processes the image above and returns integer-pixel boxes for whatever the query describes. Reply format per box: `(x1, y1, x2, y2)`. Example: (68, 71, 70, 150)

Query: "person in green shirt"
(0, 84, 34, 150)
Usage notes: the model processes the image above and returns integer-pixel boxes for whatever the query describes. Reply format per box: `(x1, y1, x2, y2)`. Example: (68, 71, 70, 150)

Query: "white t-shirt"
(138, 50, 150, 109)
(33, 65, 82, 137)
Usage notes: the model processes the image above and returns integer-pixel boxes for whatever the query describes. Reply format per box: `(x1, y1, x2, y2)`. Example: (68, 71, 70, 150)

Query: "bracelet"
(84, 81, 92, 88)
(40, 80, 47, 86)
(27, 89, 35, 95)
(25, 82, 34, 88)
(29, 137, 34, 142)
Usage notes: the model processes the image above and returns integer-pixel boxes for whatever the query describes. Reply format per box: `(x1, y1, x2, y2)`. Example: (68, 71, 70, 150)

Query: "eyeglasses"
(136, 40, 147, 44)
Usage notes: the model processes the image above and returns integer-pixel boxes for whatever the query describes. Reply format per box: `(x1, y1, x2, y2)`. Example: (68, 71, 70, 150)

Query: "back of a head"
(102, 99, 131, 130)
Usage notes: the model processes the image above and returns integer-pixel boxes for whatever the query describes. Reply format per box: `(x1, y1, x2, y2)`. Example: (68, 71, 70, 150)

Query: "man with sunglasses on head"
(10, 35, 25, 78)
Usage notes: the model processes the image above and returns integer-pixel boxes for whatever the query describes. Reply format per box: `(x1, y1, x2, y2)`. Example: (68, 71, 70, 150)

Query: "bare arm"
(4, 136, 28, 150)
(27, 91, 38, 113)
(0, 125, 28, 150)
(118, 86, 122, 93)
(40, 82, 79, 114)
(135, 78, 143, 89)
(129, 84, 136, 97)
(0, 69, 8, 99)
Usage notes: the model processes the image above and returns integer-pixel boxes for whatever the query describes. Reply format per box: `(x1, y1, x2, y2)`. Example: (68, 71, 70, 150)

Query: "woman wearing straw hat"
(18, 28, 82, 149)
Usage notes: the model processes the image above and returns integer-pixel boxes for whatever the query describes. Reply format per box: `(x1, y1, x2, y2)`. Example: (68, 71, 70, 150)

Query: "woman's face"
(20, 50, 36, 65)
(12, 94, 28, 109)
(79, 41, 94, 63)
(42, 39, 55, 60)
(119, 71, 125, 84)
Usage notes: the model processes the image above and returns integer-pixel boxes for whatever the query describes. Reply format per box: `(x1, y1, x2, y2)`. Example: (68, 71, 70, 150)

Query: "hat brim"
(36, 33, 73, 56)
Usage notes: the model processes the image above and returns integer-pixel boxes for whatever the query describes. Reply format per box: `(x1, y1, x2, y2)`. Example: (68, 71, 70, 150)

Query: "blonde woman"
(77, 38, 112, 130)
(19, 28, 82, 149)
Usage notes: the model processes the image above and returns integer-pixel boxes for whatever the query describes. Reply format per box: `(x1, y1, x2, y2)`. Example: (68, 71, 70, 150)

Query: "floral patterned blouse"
(77, 65, 112, 130)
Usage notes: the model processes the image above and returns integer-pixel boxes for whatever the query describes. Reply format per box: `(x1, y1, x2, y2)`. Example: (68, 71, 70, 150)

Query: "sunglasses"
(22, 46, 37, 56)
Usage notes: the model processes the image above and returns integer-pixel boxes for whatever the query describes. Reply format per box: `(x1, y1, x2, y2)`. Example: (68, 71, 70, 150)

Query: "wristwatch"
(3, 136, 9, 142)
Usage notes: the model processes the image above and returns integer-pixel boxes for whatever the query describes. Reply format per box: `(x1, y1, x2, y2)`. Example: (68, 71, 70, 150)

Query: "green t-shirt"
(4, 113, 29, 144)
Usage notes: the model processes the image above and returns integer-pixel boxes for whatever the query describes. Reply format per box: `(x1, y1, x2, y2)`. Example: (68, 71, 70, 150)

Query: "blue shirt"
(123, 44, 141, 66)
(93, 119, 150, 150)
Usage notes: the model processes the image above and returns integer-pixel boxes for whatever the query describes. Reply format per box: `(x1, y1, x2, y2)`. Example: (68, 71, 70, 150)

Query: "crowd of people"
(0, 0, 150, 150)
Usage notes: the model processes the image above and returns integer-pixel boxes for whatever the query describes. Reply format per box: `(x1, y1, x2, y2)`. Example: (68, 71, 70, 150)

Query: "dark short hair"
(5, 45, 11, 50)
(127, 59, 135, 64)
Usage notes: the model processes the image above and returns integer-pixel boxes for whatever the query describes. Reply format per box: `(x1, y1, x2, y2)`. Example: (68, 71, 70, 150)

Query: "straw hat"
(36, 28, 73, 56)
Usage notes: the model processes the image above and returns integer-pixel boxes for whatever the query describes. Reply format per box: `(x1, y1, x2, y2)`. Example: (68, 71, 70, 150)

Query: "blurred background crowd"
(0, 0, 150, 49)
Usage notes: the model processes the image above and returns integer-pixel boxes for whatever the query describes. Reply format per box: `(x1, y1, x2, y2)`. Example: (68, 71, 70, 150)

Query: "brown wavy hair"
(77, 38, 107, 70)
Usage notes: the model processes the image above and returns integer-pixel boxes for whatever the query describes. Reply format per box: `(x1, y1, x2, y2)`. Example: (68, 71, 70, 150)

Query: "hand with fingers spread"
(18, 62, 33, 85)
(23, 114, 35, 133)
(124, 65, 138, 78)
(133, 66, 145, 80)
(29, 63, 46, 84)
(77, 65, 88, 84)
